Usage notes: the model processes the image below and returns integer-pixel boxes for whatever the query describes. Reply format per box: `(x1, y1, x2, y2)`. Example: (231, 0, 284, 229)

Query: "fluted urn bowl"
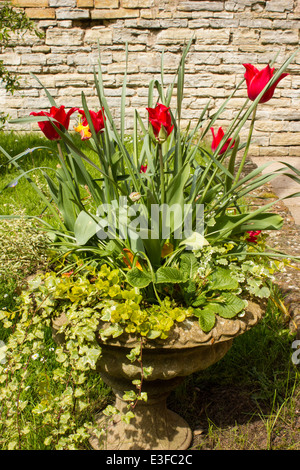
(86, 300, 262, 450)
(52, 301, 262, 450)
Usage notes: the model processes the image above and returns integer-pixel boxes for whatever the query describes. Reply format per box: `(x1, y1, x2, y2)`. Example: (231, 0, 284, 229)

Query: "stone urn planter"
(52, 300, 262, 450)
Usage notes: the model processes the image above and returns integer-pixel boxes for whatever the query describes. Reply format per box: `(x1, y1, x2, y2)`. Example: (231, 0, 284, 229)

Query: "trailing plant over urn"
(0, 39, 299, 449)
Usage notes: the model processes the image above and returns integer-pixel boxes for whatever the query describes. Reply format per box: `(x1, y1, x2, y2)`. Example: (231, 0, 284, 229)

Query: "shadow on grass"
(167, 298, 300, 450)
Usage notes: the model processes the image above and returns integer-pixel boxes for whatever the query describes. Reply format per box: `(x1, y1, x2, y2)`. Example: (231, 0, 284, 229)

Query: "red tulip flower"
(246, 230, 262, 243)
(30, 105, 78, 141)
(243, 64, 288, 104)
(146, 104, 174, 142)
(211, 127, 235, 154)
(140, 164, 147, 173)
(74, 108, 105, 140)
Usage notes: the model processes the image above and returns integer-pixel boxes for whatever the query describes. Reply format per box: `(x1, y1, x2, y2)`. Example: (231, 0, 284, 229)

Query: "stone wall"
(1, 0, 300, 157)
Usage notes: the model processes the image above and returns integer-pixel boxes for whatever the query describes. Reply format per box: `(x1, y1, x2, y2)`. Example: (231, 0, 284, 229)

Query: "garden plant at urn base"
(1, 39, 300, 450)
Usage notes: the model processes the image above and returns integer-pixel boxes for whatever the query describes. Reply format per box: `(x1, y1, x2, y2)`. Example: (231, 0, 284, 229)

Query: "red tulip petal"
(243, 63, 259, 88)
(259, 72, 289, 104)
(211, 126, 225, 152)
(150, 119, 161, 137)
(247, 65, 272, 101)
(147, 104, 173, 139)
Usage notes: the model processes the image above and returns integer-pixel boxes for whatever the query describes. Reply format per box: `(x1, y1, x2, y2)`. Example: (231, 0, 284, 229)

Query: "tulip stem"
(158, 144, 165, 205)
(234, 105, 257, 185)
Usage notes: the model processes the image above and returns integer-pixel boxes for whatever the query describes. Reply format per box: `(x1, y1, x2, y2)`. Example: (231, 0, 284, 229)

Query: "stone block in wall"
(161, 19, 189, 28)
(188, 52, 221, 66)
(46, 28, 84, 46)
(54, 73, 93, 87)
(265, 0, 294, 12)
(29, 45, 50, 54)
(135, 18, 160, 28)
(288, 147, 300, 156)
(178, 1, 224, 12)
(85, 27, 113, 45)
(37, 20, 58, 29)
(269, 133, 300, 146)
(25, 8, 56, 18)
(94, 0, 119, 8)
(232, 29, 260, 45)
(12, 0, 49, 7)
(56, 8, 90, 19)
(21, 53, 47, 65)
(46, 54, 68, 65)
(121, 0, 153, 7)
(112, 27, 148, 44)
(239, 18, 273, 29)
(91, 7, 139, 18)
(0, 53, 22, 66)
(77, 0, 93, 6)
(260, 30, 299, 44)
(156, 28, 230, 45)
(49, 0, 76, 6)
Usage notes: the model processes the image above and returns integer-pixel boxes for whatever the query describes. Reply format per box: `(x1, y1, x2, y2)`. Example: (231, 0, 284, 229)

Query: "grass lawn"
(0, 131, 299, 450)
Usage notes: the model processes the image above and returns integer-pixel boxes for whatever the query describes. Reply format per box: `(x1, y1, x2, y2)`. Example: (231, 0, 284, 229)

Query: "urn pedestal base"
(89, 338, 234, 450)
(89, 389, 192, 450)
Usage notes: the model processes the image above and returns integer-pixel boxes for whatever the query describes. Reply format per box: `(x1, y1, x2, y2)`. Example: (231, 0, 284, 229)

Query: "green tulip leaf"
(74, 211, 99, 245)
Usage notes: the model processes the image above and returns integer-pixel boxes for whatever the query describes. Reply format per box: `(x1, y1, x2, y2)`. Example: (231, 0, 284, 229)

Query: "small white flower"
(31, 353, 39, 360)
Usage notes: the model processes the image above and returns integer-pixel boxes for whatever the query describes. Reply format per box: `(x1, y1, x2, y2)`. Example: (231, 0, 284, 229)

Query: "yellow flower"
(74, 122, 92, 140)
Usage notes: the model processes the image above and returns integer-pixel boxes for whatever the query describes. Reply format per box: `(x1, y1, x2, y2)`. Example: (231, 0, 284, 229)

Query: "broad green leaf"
(208, 268, 239, 291)
(155, 267, 186, 284)
(204, 293, 247, 319)
(192, 293, 207, 307)
(126, 267, 153, 288)
(180, 252, 199, 278)
(194, 308, 216, 333)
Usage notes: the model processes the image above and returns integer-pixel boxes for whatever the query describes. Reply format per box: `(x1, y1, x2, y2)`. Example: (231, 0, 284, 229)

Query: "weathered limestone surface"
(1, 0, 300, 157)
